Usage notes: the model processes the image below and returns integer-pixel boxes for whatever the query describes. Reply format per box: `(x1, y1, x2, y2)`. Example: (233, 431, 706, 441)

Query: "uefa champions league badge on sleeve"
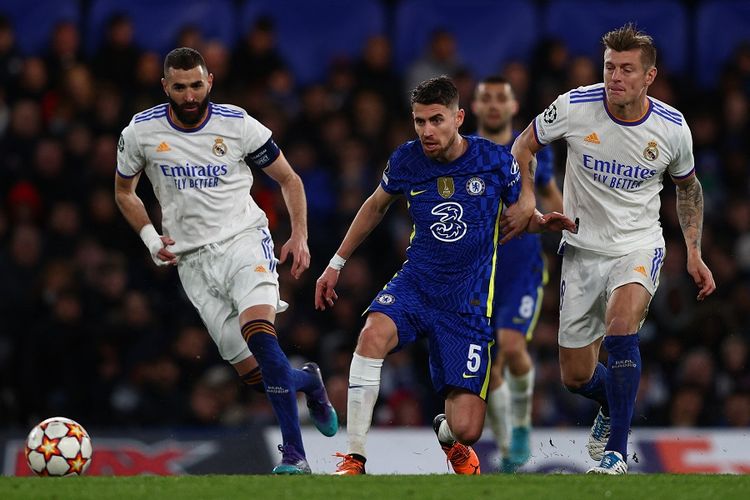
(543, 103, 557, 124)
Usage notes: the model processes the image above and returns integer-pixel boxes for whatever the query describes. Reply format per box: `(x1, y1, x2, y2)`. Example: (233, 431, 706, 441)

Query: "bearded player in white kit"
(511, 24, 715, 474)
(114, 47, 337, 474)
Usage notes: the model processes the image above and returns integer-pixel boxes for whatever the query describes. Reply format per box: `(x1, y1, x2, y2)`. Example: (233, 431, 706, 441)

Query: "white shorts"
(558, 245, 665, 348)
(177, 228, 289, 364)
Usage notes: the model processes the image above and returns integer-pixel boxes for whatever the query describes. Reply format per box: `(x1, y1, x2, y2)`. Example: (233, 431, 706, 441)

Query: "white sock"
(507, 367, 534, 428)
(486, 381, 511, 455)
(347, 353, 383, 457)
(438, 418, 456, 446)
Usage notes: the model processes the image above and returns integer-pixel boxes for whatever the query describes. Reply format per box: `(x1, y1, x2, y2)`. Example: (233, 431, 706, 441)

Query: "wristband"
(139, 223, 163, 255)
(329, 253, 347, 270)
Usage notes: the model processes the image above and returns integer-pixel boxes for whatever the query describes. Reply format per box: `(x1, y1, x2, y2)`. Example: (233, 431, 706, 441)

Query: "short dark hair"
(602, 23, 657, 69)
(163, 47, 207, 77)
(410, 75, 459, 108)
(478, 75, 510, 86)
(474, 75, 512, 99)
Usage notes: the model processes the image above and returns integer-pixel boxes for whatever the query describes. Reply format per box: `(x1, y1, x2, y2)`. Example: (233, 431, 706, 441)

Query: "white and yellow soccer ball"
(25, 417, 93, 476)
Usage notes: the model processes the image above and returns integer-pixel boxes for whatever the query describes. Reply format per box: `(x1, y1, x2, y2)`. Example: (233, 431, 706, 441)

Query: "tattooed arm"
(674, 174, 716, 300)
(501, 121, 540, 243)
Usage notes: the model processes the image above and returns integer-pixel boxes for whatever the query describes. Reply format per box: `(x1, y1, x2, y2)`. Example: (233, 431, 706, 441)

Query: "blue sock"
(292, 368, 318, 394)
(568, 362, 610, 416)
(603, 334, 641, 459)
(242, 319, 304, 455)
(243, 365, 317, 395)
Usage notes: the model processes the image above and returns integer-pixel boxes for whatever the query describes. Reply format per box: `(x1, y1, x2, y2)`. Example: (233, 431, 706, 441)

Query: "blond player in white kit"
(114, 47, 337, 474)
(510, 24, 715, 474)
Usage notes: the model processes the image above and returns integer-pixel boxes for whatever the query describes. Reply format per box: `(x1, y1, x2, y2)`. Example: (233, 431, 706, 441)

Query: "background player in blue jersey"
(315, 76, 575, 475)
(472, 76, 564, 473)
(114, 47, 337, 474)
(512, 25, 716, 474)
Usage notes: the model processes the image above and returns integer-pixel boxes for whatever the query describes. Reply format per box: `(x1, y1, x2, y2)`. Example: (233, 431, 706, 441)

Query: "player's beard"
(481, 122, 503, 135)
(425, 134, 456, 162)
(481, 112, 510, 135)
(168, 94, 209, 126)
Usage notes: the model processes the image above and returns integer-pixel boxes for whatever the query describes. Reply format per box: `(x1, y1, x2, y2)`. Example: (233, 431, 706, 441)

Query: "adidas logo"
(633, 265, 647, 276)
(156, 141, 171, 152)
(584, 132, 600, 144)
(254, 265, 267, 273)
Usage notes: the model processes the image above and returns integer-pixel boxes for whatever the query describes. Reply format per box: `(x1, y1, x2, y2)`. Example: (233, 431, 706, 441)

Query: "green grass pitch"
(1, 474, 748, 500)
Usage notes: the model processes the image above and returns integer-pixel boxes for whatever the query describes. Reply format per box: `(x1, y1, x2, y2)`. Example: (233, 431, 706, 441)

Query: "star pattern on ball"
(66, 422, 86, 440)
(37, 436, 62, 461)
(66, 452, 88, 474)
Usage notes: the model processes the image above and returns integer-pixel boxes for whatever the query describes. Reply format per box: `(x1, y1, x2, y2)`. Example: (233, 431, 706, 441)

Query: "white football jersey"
(533, 83, 694, 256)
(117, 103, 275, 254)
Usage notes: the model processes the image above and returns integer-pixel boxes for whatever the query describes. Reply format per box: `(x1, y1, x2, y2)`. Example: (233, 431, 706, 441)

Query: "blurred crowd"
(0, 7, 749, 433)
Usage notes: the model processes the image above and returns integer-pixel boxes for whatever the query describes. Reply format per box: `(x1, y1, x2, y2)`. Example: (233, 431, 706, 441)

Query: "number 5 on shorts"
(466, 344, 482, 373)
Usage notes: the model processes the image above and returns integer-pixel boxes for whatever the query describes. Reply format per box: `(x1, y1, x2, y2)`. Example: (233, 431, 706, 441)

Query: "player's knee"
(561, 371, 592, 391)
(499, 329, 527, 359)
(451, 423, 482, 446)
(501, 339, 526, 361)
(356, 325, 393, 358)
(606, 316, 635, 335)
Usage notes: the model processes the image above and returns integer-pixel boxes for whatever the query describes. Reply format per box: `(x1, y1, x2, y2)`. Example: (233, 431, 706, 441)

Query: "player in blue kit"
(315, 76, 575, 475)
(471, 76, 563, 472)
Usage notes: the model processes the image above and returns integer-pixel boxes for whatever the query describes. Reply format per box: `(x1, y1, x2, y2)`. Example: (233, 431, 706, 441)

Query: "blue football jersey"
(380, 135, 520, 317)
(496, 133, 555, 264)
(493, 133, 555, 330)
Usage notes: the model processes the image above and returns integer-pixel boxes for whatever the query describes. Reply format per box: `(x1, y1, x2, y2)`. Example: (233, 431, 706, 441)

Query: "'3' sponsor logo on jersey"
(430, 202, 467, 242)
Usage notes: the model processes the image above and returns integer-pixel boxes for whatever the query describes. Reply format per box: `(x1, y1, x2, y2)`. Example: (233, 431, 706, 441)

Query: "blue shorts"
(492, 233, 547, 338)
(367, 273, 495, 399)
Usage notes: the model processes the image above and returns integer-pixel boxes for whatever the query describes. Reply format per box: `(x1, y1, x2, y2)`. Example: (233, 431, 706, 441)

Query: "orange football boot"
(442, 442, 481, 475)
(433, 413, 481, 475)
(332, 452, 366, 475)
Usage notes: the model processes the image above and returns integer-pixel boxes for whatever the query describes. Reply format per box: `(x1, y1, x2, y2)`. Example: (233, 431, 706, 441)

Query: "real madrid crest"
(438, 177, 455, 199)
(466, 177, 485, 196)
(643, 140, 658, 161)
(213, 137, 227, 156)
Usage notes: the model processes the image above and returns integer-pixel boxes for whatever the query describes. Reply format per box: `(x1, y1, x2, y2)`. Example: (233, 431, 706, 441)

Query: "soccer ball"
(25, 417, 93, 476)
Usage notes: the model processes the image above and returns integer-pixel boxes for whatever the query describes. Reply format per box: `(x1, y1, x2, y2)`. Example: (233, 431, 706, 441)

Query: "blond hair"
(602, 23, 657, 69)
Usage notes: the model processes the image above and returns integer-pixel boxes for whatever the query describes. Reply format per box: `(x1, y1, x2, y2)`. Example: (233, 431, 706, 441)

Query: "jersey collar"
(166, 103, 213, 133)
(603, 98, 653, 127)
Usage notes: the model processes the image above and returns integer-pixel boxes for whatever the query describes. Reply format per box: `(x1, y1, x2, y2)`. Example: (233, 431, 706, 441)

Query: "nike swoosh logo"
(512, 317, 527, 324)
(462, 373, 479, 379)
(410, 189, 427, 196)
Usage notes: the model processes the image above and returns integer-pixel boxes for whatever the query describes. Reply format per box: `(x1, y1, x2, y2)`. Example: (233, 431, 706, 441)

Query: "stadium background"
(0, 0, 748, 474)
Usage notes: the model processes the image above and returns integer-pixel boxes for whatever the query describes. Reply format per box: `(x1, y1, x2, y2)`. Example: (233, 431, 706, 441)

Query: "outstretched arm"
(674, 173, 715, 300)
(526, 209, 577, 234)
(114, 172, 177, 266)
(501, 122, 543, 243)
(264, 152, 310, 279)
(315, 185, 399, 310)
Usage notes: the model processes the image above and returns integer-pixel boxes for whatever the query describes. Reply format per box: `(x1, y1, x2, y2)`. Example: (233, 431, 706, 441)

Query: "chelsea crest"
(466, 177, 485, 196)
